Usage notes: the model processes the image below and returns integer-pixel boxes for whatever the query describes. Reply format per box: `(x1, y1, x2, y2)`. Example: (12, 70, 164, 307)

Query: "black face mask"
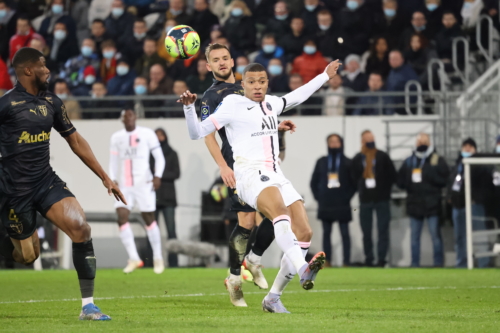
(366, 141, 375, 149)
(416, 144, 428, 152)
(328, 147, 341, 155)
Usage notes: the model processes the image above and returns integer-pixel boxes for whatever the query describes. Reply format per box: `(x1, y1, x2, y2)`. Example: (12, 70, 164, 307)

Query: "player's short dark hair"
(12, 47, 44, 68)
(92, 18, 105, 26)
(243, 63, 266, 77)
(205, 43, 230, 61)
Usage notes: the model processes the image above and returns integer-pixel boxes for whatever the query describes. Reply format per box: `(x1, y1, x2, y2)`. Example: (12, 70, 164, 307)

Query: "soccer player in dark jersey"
(0, 47, 125, 321)
(200, 43, 296, 307)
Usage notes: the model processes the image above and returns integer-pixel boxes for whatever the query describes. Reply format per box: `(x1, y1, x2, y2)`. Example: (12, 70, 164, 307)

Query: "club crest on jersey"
(261, 175, 270, 182)
(37, 104, 48, 117)
(266, 102, 272, 111)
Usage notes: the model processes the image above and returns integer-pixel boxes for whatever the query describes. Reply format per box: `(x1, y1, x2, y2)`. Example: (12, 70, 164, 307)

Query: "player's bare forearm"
(205, 132, 228, 168)
(65, 131, 108, 181)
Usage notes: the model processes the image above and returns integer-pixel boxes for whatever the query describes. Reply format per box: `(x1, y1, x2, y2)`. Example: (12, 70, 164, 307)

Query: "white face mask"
(54, 29, 66, 41)
(57, 93, 68, 99)
(116, 65, 129, 76)
(84, 75, 96, 85)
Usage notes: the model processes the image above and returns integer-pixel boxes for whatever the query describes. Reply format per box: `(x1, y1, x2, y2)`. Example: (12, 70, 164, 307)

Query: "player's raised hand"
(103, 177, 127, 204)
(220, 164, 236, 189)
(278, 120, 297, 134)
(325, 60, 342, 79)
(177, 90, 197, 105)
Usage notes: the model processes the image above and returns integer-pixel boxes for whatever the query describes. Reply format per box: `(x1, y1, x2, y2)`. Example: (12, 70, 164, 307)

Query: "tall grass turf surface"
(0, 268, 499, 332)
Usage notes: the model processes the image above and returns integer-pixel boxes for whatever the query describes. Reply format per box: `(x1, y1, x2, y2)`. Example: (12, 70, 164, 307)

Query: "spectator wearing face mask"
(310, 134, 356, 267)
(291, 39, 328, 83)
(136, 38, 168, 79)
(342, 54, 368, 92)
(301, 0, 327, 35)
(9, 16, 44, 61)
(398, 133, 449, 267)
(100, 39, 121, 84)
(353, 72, 394, 115)
(105, 0, 135, 49)
(0, 0, 18, 62)
(279, 17, 309, 63)
(84, 81, 119, 119)
(267, 58, 289, 93)
(404, 34, 436, 85)
(254, 34, 285, 70)
(263, 1, 291, 38)
(157, 19, 178, 67)
(189, 0, 219, 42)
(234, 55, 249, 82)
(39, 0, 77, 46)
(461, 0, 483, 30)
(72, 65, 97, 98)
(53, 78, 81, 119)
(62, 38, 100, 88)
(447, 138, 492, 268)
(106, 59, 136, 96)
(373, 0, 409, 49)
(351, 130, 397, 267)
(399, 11, 434, 50)
(47, 22, 79, 72)
(223, 0, 256, 53)
(150, 0, 191, 37)
(423, 0, 445, 37)
(323, 74, 350, 116)
(90, 19, 110, 58)
(186, 58, 213, 94)
(121, 18, 149, 67)
(132, 76, 161, 117)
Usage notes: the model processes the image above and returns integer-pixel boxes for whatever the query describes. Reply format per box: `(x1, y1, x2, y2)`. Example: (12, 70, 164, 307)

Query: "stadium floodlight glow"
(462, 157, 500, 269)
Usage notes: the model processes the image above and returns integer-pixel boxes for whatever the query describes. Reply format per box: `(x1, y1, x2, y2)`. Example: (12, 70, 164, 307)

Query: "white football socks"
(82, 297, 94, 307)
(119, 222, 141, 261)
(272, 215, 307, 272)
(146, 221, 163, 261)
(269, 242, 310, 296)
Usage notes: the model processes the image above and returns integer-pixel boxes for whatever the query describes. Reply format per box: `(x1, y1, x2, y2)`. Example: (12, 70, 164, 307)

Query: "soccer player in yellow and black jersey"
(0, 47, 126, 321)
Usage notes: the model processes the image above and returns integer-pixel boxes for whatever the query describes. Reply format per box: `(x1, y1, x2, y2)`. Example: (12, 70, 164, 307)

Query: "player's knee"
(22, 251, 39, 265)
(296, 226, 313, 242)
(69, 221, 91, 243)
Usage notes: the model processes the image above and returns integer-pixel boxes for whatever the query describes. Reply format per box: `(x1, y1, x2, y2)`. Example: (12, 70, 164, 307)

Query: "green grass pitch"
(0, 268, 499, 332)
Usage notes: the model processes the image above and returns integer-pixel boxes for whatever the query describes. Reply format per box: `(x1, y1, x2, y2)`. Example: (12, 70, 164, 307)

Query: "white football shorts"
(114, 183, 156, 212)
(236, 168, 302, 210)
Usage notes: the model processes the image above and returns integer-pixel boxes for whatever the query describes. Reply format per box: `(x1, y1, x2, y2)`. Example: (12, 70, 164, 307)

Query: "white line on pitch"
(0, 285, 498, 305)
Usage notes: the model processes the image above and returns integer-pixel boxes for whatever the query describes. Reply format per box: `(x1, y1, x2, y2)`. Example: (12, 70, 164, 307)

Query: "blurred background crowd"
(0, 0, 498, 118)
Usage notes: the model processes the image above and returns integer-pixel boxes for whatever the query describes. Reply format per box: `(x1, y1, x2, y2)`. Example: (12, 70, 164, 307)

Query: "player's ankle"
(247, 250, 261, 264)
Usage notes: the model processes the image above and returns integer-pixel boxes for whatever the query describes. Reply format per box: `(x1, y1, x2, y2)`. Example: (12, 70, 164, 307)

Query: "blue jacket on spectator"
(385, 64, 419, 114)
(106, 69, 136, 96)
(254, 46, 286, 70)
(353, 90, 394, 116)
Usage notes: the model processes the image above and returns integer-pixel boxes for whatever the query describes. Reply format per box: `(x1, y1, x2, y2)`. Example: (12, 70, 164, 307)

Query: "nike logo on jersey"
(247, 106, 255, 110)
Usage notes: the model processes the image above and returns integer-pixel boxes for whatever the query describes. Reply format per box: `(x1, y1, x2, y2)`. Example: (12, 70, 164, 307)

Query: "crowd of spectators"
(311, 131, 498, 268)
(0, 0, 499, 118)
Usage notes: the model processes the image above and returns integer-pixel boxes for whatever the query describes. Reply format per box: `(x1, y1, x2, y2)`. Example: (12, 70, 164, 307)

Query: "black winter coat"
(310, 153, 356, 222)
(447, 156, 492, 208)
(152, 138, 180, 207)
(351, 149, 397, 203)
(397, 151, 449, 218)
(223, 16, 256, 53)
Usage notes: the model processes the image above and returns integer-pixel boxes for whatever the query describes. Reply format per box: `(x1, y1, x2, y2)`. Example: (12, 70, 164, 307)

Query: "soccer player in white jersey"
(179, 60, 341, 313)
(109, 109, 166, 274)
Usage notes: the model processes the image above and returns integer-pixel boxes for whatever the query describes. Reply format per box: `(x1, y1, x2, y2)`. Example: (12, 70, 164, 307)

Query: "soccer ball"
(210, 183, 228, 202)
(227, 266, 254, 283)
(164, 25, 200, 60)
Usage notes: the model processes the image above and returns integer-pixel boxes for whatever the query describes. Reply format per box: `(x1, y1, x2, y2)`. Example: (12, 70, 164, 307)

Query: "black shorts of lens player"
(0, 176, 74, 240)
(200, 177, 254, 246)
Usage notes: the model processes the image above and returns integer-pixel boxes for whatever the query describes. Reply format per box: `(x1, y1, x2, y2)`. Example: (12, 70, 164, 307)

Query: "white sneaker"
(224, 277, 247, 307)
(243, 257, 268, 289)
(154, 258, 165, 274)
(123, 260, 144, 273)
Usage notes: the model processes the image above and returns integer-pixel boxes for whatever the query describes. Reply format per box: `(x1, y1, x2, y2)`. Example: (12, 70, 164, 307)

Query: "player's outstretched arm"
(281, 60, 342, 113)
(65, 131, 127, 204)
(178, 90, 217, 140)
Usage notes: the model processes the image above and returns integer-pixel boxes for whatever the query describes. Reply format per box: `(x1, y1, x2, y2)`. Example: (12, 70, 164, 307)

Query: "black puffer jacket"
(398, 149, 449, 218)
(151, 129, 180, 207)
